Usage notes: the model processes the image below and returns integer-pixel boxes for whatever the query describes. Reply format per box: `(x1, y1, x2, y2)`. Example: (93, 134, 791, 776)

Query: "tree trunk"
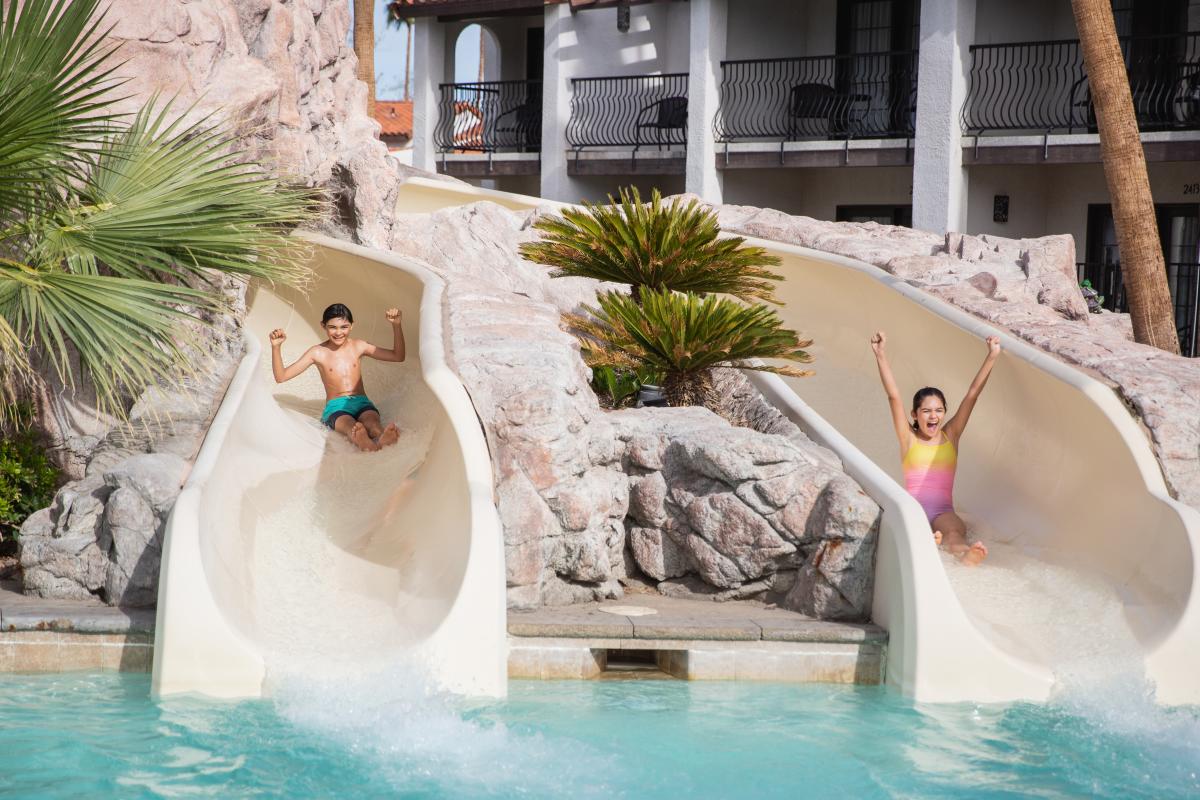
(663, 369, 715, 408)
(404, 20, 412, 100)
(478, 24, 486, 83)
(353, 0, 376, 119)
(1072, 0, 1180, 354)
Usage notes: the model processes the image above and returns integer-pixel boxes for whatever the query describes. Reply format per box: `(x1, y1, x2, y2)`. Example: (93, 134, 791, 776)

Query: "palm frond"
(565, 288, 814, 382)
(0, 263, 216, 418)
(0, 0, 128, 215)
(36, 102, 315, 287)
(520, 186, 784, 304)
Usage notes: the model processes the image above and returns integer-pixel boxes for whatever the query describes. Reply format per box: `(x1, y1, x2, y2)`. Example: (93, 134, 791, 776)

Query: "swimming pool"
(1, 672, 1196, 798)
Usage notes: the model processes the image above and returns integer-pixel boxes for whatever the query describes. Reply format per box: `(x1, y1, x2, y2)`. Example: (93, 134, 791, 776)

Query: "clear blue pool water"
(0, 672, 1197, 799)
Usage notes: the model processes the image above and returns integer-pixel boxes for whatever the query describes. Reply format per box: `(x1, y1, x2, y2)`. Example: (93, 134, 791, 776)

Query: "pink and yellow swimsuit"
(902, 433, 957, 523)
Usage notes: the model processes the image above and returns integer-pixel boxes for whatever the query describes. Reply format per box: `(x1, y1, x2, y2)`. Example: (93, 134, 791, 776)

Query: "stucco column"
(912, 0, 975, 234)
(540, 3, 587, 203)
(685, 0, 727, 203)
(412, 18, 446, 174)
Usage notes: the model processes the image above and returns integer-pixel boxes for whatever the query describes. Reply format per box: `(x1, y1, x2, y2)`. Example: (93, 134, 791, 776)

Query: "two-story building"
(395, 0, 1200, 356)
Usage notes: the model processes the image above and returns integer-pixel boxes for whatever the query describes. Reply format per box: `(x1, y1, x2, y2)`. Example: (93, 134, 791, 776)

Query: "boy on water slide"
(269, 303, 405, 452)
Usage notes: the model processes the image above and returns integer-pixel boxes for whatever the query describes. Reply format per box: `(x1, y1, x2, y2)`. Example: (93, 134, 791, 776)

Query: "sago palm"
(567, 289, 814, 408)
(0, 0, 315, 418)
(519, 186, 784, 304)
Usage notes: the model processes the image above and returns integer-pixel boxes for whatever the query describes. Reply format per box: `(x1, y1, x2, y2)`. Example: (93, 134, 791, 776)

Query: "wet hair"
(911, 387, 947, 432)
(321, 303, 353, 325)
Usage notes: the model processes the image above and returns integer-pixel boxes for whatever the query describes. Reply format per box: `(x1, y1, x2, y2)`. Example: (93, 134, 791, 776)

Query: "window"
(836, 205, 913, 227)
(1084, 203, 1200, 356)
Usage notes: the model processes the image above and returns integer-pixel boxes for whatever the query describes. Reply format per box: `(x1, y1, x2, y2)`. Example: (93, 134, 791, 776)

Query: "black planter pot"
(636, 384, 667, 408)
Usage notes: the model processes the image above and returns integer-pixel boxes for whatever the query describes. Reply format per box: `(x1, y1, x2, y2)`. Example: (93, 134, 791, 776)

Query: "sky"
(350, 5, 484, 100)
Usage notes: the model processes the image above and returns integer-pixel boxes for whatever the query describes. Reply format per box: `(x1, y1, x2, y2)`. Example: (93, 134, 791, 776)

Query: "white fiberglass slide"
(152, 234, 506, 699)
(394, 178, 1200, 705)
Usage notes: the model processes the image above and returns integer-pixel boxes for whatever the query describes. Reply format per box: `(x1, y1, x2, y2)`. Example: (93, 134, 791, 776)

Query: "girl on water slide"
(870, 330, 1001, 566)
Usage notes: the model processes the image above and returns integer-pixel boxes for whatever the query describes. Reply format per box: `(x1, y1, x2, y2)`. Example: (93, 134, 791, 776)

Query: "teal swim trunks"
(321, 395, 379, 429)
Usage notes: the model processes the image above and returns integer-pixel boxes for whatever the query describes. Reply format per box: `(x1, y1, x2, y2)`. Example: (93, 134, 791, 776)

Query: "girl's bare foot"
(350, 422, 380, 452)
(958, 541, 988, 567)
(377, 423, 400, 448)
(933, 530, 943, 546)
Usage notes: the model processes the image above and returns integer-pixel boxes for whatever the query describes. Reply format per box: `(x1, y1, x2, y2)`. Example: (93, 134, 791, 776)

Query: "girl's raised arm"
(944, 335, 1001, 441)
(871, 331, 911, 452)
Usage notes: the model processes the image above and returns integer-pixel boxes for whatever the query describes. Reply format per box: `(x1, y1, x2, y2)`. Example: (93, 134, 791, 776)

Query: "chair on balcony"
(494, 98, 542, 152)
(634, 96, 688, 151)
(1070, 63, 1200, 132)
(787, 82, 871, 140)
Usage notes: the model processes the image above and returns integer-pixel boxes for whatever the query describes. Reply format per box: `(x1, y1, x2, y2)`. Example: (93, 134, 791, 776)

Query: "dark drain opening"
(604, 649, 660, 671)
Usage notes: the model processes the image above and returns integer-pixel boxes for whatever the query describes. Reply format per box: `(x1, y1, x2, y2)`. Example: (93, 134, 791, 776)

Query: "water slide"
(390, 177, 1200, 705)
(152, 235, 507, 698)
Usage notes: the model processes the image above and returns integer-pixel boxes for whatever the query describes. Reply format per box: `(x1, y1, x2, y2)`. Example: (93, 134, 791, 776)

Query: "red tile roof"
(375, 100, 413, 139)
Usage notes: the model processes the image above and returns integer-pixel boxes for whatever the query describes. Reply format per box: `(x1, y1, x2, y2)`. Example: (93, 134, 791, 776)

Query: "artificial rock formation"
(389, 201, 882, 618)
(103, 0, 401, 248)
(717, 204, 1200, 511)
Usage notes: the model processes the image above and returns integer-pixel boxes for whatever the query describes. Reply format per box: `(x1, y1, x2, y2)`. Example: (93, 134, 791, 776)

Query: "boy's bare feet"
(933, 530, 943, 546)
(377, 423, 400, 448)
(957, 541, 988, 567)
(350, 422, 380, 452)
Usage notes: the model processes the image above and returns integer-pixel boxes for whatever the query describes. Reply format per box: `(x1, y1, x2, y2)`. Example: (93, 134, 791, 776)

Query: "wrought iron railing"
(435, 80, 542, 153)
(714, 51, 919, 142)
(964, 33, 1200, 135)
(566, 73, 688, 150)
(1078, 260, 1200, 357)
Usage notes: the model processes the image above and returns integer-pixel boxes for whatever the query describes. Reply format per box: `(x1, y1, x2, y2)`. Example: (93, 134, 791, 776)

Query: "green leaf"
(520, 186, 784, 304)
(566, 288, 815, 402)
(0, 0, 128, 216)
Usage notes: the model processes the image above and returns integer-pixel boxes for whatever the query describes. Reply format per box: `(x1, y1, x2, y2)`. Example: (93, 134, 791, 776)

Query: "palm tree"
(0, 0, 314, 420)
(384, 5, 413, 100)
(353, 0, 377, 118)
(1072, 0, 1180, 354)
(567, 289, 814, 408)
(519, 187, 784, 304)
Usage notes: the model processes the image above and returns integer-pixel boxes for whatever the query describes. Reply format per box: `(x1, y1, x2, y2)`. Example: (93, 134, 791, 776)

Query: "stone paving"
(507, 593, 887, 684)
(0, 580, 154, 634)
(508, 592, 885, 644)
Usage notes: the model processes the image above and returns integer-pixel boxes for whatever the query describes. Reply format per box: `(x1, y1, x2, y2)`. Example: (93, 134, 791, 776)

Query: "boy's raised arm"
(362, 307, 406, 363)
(270, 329, 315, 383)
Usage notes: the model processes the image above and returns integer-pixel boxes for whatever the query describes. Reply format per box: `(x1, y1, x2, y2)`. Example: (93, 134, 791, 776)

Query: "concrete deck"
(0, 582, 887, 686)
(0, 581, 154, 673)
(508, 593, 887, 685)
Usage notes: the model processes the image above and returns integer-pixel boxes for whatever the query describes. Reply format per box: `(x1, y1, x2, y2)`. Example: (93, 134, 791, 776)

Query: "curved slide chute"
(393, 177, 1200, 705)
(153, 234, 506, 699)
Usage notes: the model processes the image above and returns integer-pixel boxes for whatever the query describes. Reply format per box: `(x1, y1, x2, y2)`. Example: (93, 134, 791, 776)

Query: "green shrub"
(568, 289, 814, 408)
(0, 408, 60, 541)
(519, 186, 783, 304)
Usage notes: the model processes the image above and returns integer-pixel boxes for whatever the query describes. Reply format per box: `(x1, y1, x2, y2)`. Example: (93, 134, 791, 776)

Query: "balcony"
(434, 80, 541, 175)
(963, 33, 1200, 162)
(565, 73, 689, 175)
(713, 51, 918, 168)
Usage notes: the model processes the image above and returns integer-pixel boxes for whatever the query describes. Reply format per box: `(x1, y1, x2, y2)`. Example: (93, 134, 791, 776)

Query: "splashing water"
(942, 540, 1200, 772)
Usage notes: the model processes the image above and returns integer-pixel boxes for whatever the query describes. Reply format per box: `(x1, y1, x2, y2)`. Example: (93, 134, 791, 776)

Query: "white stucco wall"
(973, 0, 1076, 44)
(563, 1, 691, 78)
(912, 0, 976, 234)
(725, 0, 837, 61)
(966, 161, 1200, 252)
(723, 166, 915, 219)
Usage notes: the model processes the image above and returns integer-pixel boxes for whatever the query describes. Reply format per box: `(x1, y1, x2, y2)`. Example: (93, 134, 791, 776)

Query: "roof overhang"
(388, 0, 668, 22)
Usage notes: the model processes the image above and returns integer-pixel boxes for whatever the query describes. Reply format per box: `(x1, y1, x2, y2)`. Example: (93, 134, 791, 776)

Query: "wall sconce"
(617, 0, 630, 32)
(993, 194, 1009, 223)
